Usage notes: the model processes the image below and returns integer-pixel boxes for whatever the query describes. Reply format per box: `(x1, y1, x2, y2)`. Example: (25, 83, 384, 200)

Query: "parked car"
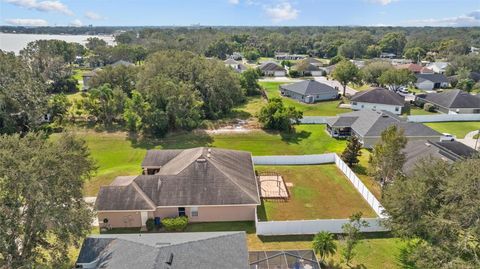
(440, 133, 456, 142)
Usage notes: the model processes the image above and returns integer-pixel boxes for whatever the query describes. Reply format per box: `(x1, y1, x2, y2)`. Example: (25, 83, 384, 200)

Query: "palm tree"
(313, 231, 337, 264)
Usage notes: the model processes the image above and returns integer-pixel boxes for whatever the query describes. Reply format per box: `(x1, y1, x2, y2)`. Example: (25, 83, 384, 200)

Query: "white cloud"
(367, 0, 397, 5)
(228, 0, 239, 4)
(85, 11, 104, 20)
(5, 18, 48, 26)
(6, 0, 73, 15)
(405, 10, 480, 27)
(264, 2, 299, 23)
(69, 19, 83, 27)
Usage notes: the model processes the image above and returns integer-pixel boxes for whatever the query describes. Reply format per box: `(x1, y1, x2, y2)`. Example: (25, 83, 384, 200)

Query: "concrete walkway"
(458, 130, 480, 151)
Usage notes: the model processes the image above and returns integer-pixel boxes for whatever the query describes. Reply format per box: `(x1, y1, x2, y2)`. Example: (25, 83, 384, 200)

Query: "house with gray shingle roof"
(279, 80, 339, 103)
(415, 73, 449, 91)
(224, 58, 247, 73)
(76, 232, 250, 269)
(95, 147, 260, 228)
(415, 89, 480, 114)
(326, 110, 442, 148)
(350, 88, 406, 115)
(402, 140, 477, 175)
(259, 61, 286, 77)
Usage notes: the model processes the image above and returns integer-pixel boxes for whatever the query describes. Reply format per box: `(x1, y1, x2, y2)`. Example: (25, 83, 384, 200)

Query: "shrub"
(289, 70, 300, 78)
(424, 103, 436, 112)
(161, 216, 188, 232)
(146, 218, 155, 231)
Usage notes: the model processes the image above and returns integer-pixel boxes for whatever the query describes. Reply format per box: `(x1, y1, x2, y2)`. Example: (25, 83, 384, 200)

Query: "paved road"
(458, 130, 480, 151)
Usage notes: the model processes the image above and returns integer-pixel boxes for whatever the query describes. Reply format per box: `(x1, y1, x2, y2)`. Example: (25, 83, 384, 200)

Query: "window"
(352, 102, 357, 105)
(103, 218, 109, 224)
(178, 207, 186, 217)
(191, 207, 199, 217)
(395, 107, 399, 112)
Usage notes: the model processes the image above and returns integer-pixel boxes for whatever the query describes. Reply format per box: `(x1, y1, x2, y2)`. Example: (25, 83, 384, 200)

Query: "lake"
(0, 33, 116, 54)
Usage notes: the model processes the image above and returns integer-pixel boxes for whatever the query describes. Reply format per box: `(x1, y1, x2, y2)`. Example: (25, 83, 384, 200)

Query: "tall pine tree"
(341, 136, 362, 167)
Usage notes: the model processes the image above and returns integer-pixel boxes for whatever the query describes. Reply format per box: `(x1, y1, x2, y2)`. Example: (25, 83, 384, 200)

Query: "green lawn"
(54, 124, 383, 197)
(260, 81, 348, 116)
(256, 165, 377, 220)
(408, 107, 438, 115)
(424, 121, 480, 138)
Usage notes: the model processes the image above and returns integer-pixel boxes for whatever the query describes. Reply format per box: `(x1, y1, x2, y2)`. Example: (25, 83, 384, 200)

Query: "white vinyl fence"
(254, 153, 389, 235)
(407, 114, 480, 123)
(253, 153, 335, 165)
(299, 116, 334, 124)
(255, 216, 388, 235)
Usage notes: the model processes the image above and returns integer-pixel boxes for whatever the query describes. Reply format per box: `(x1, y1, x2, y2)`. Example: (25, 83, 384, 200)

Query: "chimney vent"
(196, 158, 207, 163)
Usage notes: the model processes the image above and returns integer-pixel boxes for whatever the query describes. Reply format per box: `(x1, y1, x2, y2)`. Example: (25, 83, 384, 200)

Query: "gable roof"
(76, 232, 249, 269)
(293, 62, 320, 72)
(427, 62, 449, 70)
(279, 80, 337, 96)
(416, 73, 449, 83)
(224, 58, 239, 65)
(418, 89, 480, 109)
(351, 87, 405, 106)
(111, 60, 134, 67)
(327, 110, 441, 138)
(259, 61, 284, 71)
(396, 63, 423, 73)
(96, 147, 260, 210)
(403, 140, 477, 174)
(249, 250, 320, 269)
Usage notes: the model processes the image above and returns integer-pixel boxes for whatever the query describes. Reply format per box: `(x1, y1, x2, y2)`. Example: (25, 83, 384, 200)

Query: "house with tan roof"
(95, 147, 260, 229)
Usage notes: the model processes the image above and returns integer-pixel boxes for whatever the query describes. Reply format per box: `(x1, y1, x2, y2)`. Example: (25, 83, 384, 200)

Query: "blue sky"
(1, 0, 479, 27)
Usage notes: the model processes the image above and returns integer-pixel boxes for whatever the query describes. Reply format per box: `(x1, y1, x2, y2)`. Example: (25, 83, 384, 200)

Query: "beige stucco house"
(95, 147, 261, 228)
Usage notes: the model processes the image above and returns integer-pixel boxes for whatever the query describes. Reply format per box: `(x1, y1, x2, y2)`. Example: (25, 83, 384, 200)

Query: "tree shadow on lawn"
(127, 130, 214, 150)
(267, 129, 311, 144)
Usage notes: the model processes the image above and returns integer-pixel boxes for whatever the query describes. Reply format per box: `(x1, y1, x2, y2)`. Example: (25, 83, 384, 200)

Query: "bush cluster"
(161, 216, 188, 232)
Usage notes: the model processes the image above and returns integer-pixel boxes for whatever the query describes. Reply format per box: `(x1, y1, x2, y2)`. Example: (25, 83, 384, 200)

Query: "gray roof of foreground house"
(351, 87, 405, 106)
(76, 232, 249, 269)
(403, 140, 477, 174)
(259, 61, 284, 71)
(96, 147, 260, 211)
(417, 89, 480, 109)
(326, 110, 442, 138)
(280, 80, 337, 96)
(415, 73, 448, 83)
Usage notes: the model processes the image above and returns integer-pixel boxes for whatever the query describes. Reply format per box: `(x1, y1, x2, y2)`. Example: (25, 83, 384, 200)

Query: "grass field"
(425, 121, 480, 138)
(256, 165, 377, 220)
(408, 107, 438, 115)
(260, 81, 348, 116)
(53, 124, 383, 197)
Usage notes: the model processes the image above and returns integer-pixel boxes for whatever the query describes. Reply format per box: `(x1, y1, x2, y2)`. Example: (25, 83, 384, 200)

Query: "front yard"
(424, 121, 480, 138)
(256, 165, 377, 220)
(260, 81, 348, 116)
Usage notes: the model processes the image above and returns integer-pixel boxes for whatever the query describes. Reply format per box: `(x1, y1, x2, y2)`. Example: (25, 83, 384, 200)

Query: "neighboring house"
(274, 52, 306, 61)
(415, 89, 480, 114)
(318, 64, 336, 75)
(350, 60, 365, 68)
(249, 250, 321, 269)
(350, 88, 406, 115)
(448, 71, 480, 84)
(111, 60, 134, 67)
(259, 62, 286, 77)
(75, 232, 249, 269)
(326, 110, 442, 148)
(403, 140, 477, 174)
(380, 52, 396, 59)
(291, 61, 323, 77)
(390, 58, 413, 65)
(224, 58, 247, 73)
(396, 63, 433, 74)
(426, 62, 449, 74)
(82, 70, 96, 91)
(227, 52, 243, 60)
(415, 73, 449, 91)
(95, 147, 260, 228)
(304, 57, 322, 67)
(279, 80, 339, 103)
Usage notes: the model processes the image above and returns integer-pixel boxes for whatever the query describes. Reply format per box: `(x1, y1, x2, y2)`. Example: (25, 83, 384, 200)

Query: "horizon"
(1, 0, 479, 28)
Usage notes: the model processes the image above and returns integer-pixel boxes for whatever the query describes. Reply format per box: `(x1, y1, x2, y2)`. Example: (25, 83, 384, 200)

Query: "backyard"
(256, 165, 377, 220)
(260, 81, 348, 116)
(425, 121, 480, 138)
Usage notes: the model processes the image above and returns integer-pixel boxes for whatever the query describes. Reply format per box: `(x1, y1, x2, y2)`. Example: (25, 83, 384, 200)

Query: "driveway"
(84, 197, 99, 226)
(458, 130, 480, 151)
(314, 76, 358, 96)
